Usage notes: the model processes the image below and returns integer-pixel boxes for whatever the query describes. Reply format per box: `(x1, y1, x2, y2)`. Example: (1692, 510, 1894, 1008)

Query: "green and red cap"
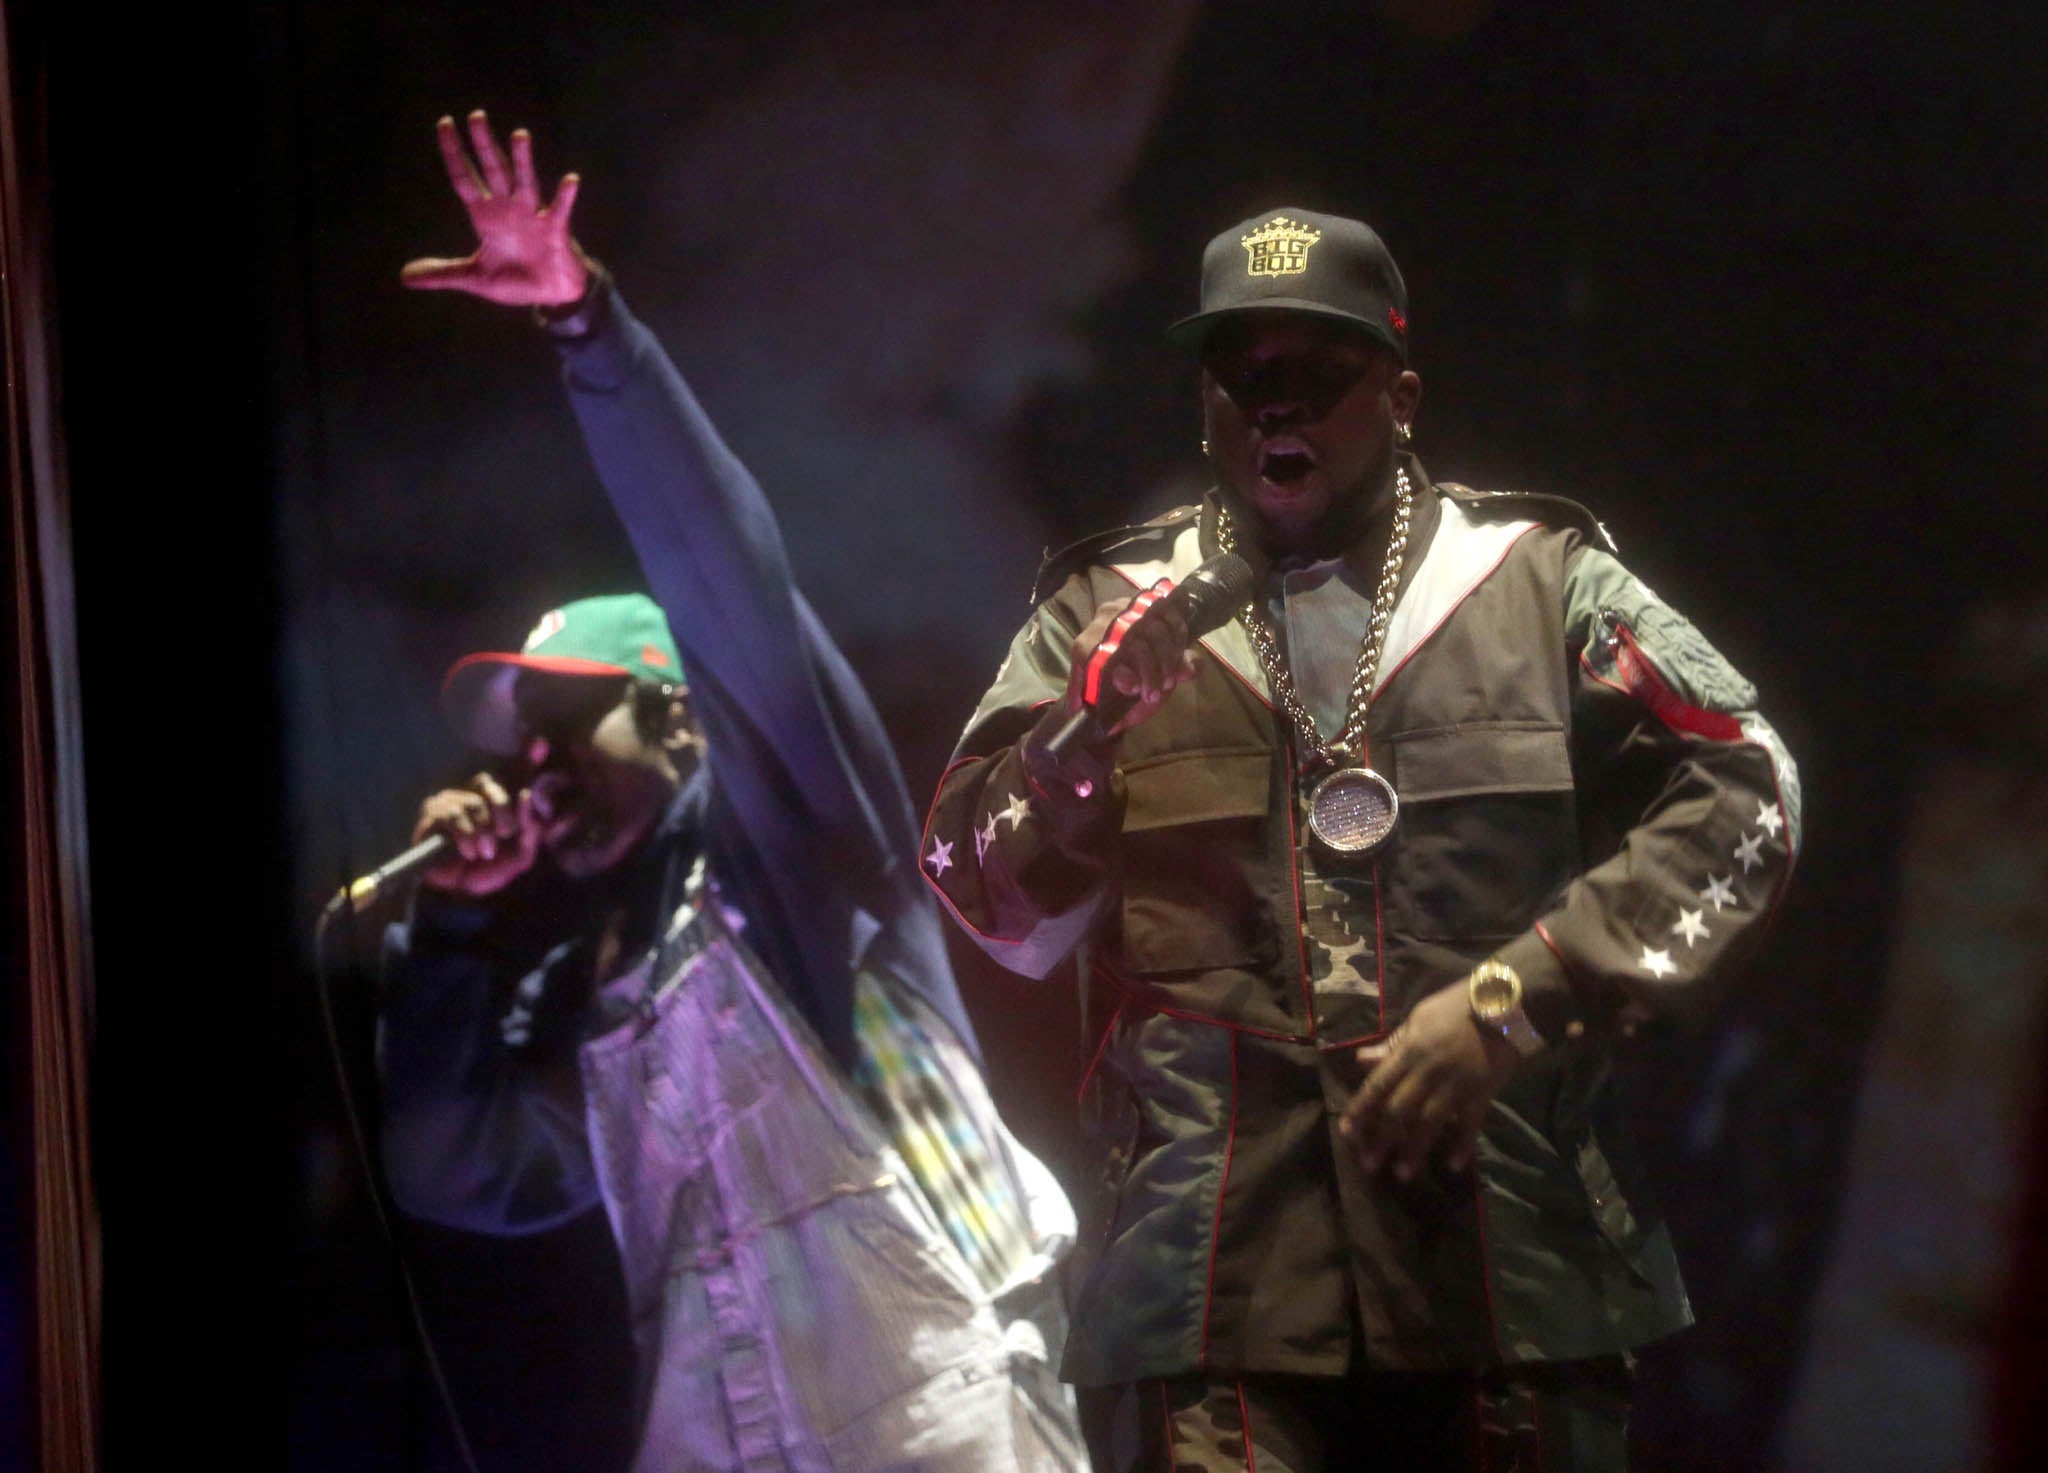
(441, 593, 685, 754)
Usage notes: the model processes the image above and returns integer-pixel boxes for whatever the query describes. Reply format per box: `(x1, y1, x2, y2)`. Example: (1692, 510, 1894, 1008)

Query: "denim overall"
(579, 863, 1082, 1471)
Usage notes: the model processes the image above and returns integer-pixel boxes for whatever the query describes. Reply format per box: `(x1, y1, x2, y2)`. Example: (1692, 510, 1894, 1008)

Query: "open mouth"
(530, 775, 589, 845)
(530, 777, 568, 823)
(1258, 440, 1318, 487)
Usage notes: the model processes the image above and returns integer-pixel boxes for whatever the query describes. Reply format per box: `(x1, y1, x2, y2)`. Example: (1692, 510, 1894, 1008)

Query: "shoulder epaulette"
(1436, 482, 1617, 554)
(1029, 504, 1200, 606)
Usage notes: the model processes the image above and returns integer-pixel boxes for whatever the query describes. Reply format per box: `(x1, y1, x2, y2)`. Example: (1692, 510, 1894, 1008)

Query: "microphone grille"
(1177, 552, 1257, 636)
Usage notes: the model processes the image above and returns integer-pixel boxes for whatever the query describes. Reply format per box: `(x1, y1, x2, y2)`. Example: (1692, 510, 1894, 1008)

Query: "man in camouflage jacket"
(921, 209, 1799, 1471)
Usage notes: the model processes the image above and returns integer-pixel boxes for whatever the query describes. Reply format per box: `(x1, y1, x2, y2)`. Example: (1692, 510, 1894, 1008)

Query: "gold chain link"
(1214, 465, 1413, 772)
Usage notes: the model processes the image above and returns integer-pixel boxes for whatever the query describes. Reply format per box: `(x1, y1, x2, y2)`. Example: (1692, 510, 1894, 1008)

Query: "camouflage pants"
(1091, 1355, 1632, 1473)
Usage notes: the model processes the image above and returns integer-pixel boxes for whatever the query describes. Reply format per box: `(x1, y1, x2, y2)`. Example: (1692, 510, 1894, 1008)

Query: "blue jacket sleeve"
(375, 892, 601, 1234)
(549, 286, 979, 1063)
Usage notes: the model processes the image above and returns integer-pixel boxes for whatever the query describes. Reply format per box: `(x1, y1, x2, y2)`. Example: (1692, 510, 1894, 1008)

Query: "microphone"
(1043, 551, 1255, 762)
(322, 834, 452, 917)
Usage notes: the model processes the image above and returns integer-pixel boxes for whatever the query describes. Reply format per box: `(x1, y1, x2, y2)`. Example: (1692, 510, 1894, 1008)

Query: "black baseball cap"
(1169, 207, 1410, 362)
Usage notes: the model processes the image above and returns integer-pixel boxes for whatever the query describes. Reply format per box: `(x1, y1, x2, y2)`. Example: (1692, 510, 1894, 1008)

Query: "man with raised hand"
(377, 111, 1083, 1472)
(924, 207, 1801, 1470)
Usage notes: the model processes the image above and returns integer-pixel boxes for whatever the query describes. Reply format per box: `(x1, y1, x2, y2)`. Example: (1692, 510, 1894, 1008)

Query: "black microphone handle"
(1042, 552, 1255, 763)
(1044, 703, 1107, 762)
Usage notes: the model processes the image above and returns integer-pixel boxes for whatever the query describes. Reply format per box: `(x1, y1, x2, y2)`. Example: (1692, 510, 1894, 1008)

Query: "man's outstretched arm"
(402, 111, 893, 859)
(402, 112, 970, 1058)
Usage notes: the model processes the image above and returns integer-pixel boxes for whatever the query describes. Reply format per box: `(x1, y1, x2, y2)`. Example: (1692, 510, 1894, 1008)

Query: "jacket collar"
(1101, 454, 1541, 709)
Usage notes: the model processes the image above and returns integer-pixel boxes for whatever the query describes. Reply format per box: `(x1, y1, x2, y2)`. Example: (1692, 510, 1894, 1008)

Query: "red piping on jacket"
(1574, 642, 1801, 921)
(1320, 1028, 1392, 1051)
(1371, 855, 1388, 1036)
(1533, 919, 1606, 1015)
(1283, 747, 1318, 1035)
(1235, 1379, 1258, 1471)
(1092, 958, 1316, 1044)
(1755, 759, 1802, 922)
(1608, 622, 1745, 742)
(1199, 1028, 1241, 1369)
(1471, 1168, 1505, 1360)
(917, 753, 1046, 949)
(1075, 999, 1126, 1104)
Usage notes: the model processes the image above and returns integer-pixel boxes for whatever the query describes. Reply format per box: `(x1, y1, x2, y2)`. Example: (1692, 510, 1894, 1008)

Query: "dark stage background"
(45, 1, 2045, 1469)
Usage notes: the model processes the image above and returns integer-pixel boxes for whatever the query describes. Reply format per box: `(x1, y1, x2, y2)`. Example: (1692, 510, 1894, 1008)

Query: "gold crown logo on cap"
(1240, 216, 1322, 278)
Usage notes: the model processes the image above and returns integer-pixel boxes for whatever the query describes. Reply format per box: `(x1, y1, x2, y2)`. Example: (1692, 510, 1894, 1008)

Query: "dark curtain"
(7, 0, 298, 1462)
(1, 1, 101, 1468)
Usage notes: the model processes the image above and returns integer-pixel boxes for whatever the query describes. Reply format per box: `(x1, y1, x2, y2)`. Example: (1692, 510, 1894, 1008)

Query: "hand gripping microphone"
(1043, 551, 1255, 762)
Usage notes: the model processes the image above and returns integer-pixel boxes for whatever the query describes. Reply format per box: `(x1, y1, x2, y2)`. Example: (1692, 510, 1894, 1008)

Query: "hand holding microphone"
(1045, 553, 1255, 762)
(323, 775, 541, 917)
(413, 773, 542, 895)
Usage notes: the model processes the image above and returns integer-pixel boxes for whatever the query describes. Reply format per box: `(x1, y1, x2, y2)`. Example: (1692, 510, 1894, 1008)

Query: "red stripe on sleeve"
(1610, 624, 1746, 742)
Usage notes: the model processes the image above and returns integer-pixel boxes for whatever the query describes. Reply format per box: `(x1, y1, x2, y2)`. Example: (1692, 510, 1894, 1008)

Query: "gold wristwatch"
(1467, 960, 1545, 1058)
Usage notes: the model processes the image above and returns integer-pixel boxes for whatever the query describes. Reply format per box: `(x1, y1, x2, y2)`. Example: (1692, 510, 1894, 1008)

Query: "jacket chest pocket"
(1116, 745, 1279, 973)
(1384, 723, 1579, 943)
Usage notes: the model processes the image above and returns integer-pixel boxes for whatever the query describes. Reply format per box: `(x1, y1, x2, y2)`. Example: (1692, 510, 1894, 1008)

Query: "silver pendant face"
(1306, 766, 1400, 856)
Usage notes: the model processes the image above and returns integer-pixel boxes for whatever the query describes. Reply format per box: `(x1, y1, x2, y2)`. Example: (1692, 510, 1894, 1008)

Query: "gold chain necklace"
(1214, 464, 1413, 855)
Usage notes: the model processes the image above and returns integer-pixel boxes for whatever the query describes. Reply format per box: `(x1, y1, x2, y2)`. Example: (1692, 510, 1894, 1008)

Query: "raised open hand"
(401, 111, 589, 307)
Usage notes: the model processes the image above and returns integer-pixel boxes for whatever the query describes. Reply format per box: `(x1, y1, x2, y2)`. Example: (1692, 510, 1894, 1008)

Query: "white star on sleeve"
(1000, 792, 1032, 830)
(1640, 946, 1677, 979)
(975, 811, 1000, 862)
(924, 837, 954, 877)
(1754, 799, 1785, 839)
(1701, 874, 1737, 912)
(1734, 830, 1767, 873)
(1671, 907, 1709, 948)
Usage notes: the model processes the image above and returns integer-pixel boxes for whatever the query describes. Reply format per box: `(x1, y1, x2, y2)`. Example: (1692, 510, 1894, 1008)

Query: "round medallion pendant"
(1306, 766, 1400, 856)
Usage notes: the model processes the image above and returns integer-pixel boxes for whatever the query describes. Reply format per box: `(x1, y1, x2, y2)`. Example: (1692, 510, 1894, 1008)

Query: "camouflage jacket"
(921, 456, 1801, 1384)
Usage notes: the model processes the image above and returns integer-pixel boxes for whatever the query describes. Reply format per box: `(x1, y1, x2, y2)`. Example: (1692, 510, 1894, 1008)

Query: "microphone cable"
(275, 1, 482, 1456)
(312, 891, 483, 1473)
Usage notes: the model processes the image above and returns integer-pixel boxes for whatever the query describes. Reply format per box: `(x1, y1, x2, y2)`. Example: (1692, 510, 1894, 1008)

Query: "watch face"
(1470, 970, 1519, 1024)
